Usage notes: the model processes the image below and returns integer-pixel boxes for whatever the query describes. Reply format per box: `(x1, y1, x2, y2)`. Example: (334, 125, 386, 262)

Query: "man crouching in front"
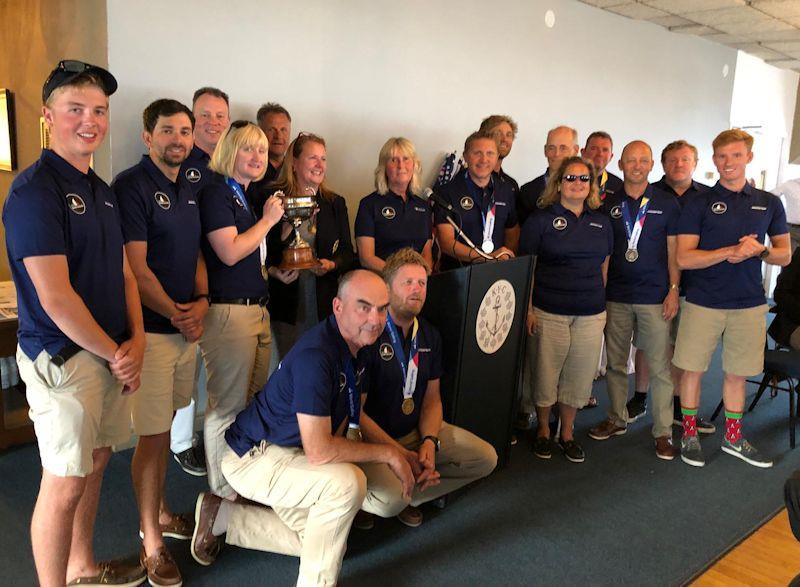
(190, 269, 414, 586)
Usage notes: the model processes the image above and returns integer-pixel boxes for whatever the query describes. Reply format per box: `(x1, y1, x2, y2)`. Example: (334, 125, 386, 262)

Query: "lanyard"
(621, 195, 650, 252)
(225, 177, 267, 267)
(345, 359, 360, 432)
(385, 313, 420, 401)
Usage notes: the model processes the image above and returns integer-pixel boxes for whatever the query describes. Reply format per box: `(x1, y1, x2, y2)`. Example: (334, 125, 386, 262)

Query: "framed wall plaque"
(0, 89, 16, 172)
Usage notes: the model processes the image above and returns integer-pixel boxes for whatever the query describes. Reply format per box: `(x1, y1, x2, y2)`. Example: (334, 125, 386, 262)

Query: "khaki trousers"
(358, 422, 497, 517)
(221, 443, 366, 587)
(199, 303, 271, 497)
(605, 302, 673, 438)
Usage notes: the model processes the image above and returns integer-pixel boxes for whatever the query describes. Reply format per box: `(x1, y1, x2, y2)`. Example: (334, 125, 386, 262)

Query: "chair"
(710, 347, 800, 448)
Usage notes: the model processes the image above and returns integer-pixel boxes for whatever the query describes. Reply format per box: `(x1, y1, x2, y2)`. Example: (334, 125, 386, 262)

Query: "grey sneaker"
(721, 437, 773, 468)
(680, 435, 705, 467)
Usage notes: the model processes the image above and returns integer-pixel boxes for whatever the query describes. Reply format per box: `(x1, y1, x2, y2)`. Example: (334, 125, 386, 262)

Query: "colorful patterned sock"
(725, 411, 743, 444)
(682, 406, 698, 438)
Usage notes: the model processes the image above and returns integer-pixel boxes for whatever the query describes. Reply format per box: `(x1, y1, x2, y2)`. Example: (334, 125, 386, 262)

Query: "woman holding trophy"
(264, 132, 354, 367)
(198, 120, 284, 497)
(355, 137, 433, 271)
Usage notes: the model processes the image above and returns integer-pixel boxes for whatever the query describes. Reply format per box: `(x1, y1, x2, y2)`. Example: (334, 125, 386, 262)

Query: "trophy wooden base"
(279, 246, 321, 270)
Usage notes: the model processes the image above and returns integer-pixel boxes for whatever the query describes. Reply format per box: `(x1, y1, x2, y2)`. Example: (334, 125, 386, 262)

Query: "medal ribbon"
(480, 186, 496, 248)
(385, 313, 419, 403)
(621, 195, 650, 253)
(344, 358, 361, 432)
(225, 177, 267, 268)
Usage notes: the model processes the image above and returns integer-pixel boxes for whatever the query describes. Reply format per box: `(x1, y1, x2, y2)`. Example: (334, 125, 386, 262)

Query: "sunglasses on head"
(230, 119, 254, 130)
(563, 174, 591, 183)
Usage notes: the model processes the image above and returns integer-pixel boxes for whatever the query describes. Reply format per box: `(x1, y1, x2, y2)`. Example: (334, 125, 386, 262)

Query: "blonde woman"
(198, 120, 284, 497)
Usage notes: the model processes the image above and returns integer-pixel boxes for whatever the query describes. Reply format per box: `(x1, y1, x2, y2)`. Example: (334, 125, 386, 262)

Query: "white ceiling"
(578, 0, 800, 72)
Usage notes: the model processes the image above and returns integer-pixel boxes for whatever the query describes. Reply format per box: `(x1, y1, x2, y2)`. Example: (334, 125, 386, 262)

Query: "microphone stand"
(443, 215, 494, 261)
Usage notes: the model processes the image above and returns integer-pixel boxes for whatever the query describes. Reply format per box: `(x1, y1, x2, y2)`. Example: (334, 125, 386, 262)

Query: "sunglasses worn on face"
(563, 174, 591, 183)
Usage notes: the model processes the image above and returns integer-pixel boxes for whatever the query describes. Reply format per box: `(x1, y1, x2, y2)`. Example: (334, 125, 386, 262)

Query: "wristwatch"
(422, 435, 440, 452)
(759, 248, 770, 260)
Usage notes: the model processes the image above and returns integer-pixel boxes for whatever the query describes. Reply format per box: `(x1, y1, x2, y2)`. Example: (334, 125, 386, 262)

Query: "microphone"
(422, 187, 455, 213)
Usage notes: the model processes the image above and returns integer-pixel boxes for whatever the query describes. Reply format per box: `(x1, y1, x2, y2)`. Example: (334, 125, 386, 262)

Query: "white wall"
(106, 0, 736, 211)
(730, 51, 800, 190)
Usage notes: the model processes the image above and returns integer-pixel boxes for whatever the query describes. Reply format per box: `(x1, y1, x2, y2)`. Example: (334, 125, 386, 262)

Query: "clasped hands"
(728, 234, 766, 264)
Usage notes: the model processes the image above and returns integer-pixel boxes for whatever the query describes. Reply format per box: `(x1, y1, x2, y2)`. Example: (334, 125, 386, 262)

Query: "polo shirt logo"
(379, 343, 394, 361)
(414, 206, 427, 213)
(610, 205, 622, 219)
(66, 194, 86, 215)
(646, 209, 662, 214)
(751, 205, 767, 211)
(234, 196, 245, 209)
(185, 168, 201, 183)
(711, 202, 727, 214)
(536, 196, 546, 209)
(339, 372, 346, 392)
(553, 217, 567, 230)
(381, 206, 396, 220)
(460, 196, 474, 210)
(589, 222, 603, 228)
(154, 191, 171, 210)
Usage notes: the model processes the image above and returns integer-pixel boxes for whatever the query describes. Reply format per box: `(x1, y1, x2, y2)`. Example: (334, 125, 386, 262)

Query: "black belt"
(51, 343, 81, 366)
(209, 296, 268, 307)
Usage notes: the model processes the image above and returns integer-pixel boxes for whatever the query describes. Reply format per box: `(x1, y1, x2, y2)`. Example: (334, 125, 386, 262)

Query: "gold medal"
(346, 427, 362, 442)
(402, 398, 415, 415)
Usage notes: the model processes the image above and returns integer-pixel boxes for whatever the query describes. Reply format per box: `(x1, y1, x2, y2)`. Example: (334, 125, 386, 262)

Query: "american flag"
(435, 151, 465, 187)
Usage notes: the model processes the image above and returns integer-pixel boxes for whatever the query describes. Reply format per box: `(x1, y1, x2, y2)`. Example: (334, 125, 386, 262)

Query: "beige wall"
(0, 0, 109, 281)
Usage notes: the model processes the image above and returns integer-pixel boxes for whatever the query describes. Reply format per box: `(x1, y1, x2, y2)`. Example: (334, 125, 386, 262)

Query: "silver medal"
(481, 240, 495, 254)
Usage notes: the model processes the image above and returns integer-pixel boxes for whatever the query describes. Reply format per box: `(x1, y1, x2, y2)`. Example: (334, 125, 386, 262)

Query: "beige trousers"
(605, 302, 673, 438)
(358, 422, 497, 517)
(199, 303, 271, 497)
(221, 443, 366, 587)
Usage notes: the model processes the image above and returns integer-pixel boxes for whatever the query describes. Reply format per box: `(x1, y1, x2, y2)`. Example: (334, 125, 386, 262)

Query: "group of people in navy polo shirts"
(3, 59, 792, 587)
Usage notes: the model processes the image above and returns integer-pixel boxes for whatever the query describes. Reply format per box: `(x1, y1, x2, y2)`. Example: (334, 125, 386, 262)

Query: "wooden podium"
(422, 257, 533, 464)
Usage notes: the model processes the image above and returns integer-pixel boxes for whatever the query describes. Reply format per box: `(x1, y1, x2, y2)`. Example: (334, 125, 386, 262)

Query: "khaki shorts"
(18, 347, 130, 477)
(529, 308, 606, 409)
(131, 333, 197, 436)
(672, 301, 767, 376)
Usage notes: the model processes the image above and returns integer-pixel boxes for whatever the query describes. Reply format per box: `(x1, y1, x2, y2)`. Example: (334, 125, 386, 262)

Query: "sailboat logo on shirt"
(610, 205, 622, 219)
(381, 206, 396, 220)
(339, 372, 346, 392)
(379, 343, 394, 361)
(154, 191, 171, 210)
(711, 202, 727, 215)
(536, 196, 546, 209)
(66, 193, 86, 215)
(185, 168, 201, 183)
(552, 217, 568, 230)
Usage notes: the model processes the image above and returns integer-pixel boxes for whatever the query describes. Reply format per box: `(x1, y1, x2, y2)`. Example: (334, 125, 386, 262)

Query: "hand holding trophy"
(277, 186, 322, 270)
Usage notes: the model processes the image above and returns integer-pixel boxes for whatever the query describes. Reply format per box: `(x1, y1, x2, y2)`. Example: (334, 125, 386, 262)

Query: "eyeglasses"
(562, 174, 591, 183)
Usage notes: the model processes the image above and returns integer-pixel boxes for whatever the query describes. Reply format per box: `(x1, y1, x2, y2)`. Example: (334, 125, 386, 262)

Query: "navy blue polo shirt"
(678, 181, 788, 309)
(496, 168, 519, 196)
(114, 155, 202, 333)
(199, 175, 268, 299)
(180, 145, 213, 196)
(518, 173, 547, 226)
(520, 203, 613, 315)
(599, 171, 624, 200)
(354, 190, 432, 259)
(363, 316, 443, 438)
(603, 185, 681, 305)
(225, 316, 368, 454)
(3, 150, 128, 360)
(434, 170, 517, 270)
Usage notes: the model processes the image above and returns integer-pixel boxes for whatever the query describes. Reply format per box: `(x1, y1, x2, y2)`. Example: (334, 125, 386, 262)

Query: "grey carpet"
(2, 346, 799, 586)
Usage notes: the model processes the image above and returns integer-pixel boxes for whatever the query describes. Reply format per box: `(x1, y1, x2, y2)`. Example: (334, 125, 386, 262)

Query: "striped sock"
(725, 411, 743, 444)
(682, 406, 698, 438)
